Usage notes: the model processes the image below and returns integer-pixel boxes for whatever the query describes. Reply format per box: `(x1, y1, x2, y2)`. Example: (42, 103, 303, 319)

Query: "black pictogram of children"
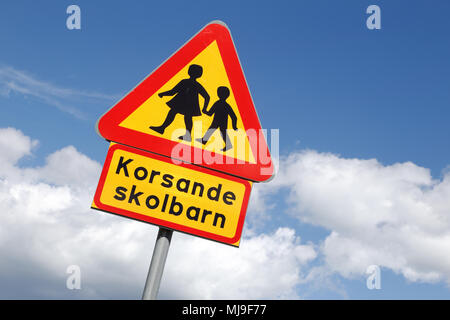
(150, 64, 238, 151)
(150, 64, 209, 141)
(197, 86, 237, 151)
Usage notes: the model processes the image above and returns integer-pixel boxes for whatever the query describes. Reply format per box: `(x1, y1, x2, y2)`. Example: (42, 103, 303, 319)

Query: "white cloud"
(0, 66, 119, 119)
(0, 128, 316, 299)
(2, 127, 449, 299)
(272, 150, 450, 284)
(163, 228, 316, 299)
(0, 127, 38, 165)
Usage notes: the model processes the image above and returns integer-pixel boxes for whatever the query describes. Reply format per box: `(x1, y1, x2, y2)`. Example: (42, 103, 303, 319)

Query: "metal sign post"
(142, 227, 173, 300)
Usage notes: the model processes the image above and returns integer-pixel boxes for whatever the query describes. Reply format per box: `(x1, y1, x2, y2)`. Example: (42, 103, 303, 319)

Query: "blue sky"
(0, 1, 449, 299)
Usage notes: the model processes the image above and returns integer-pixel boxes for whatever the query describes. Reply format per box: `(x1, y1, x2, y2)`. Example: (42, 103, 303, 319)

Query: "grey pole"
(142, 227, 173, 300)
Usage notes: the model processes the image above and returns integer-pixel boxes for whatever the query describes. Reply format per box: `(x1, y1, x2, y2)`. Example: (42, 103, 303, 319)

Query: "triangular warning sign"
(96, 21, 273, 182)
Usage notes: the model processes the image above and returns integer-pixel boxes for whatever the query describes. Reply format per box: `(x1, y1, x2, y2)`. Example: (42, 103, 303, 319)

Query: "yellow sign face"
(119, 40, 256, 164)
(92, 143, 252, 246)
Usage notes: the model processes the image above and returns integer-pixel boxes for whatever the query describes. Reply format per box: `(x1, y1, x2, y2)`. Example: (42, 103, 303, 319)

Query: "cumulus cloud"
(2, 127, 449, 299)
(272, 150, 450, 284)
(163, 228, 316, 299)
(0, 127, 315, 299)
(0, 127, 38, 165)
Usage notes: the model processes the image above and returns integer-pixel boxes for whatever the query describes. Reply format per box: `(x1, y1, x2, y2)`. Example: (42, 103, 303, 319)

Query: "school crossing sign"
(96, 21, 273, 182)
(92, 21, 273, 247)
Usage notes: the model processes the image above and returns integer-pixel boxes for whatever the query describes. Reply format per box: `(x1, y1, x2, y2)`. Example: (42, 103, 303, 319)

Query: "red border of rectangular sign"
(96, 22, 273, 182)
(92, 143, 252, 246)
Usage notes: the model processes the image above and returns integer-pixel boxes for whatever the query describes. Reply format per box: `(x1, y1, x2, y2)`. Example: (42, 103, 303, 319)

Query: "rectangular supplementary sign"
(92, 143, 252, 246)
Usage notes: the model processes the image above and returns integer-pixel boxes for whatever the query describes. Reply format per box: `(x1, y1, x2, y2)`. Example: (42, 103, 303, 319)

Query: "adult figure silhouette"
(150, 64, 210, 141)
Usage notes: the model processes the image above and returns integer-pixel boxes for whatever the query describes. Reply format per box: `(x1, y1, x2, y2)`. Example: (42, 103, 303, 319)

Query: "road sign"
(92, 143, 252, 247)
(96, 21, 273, 182)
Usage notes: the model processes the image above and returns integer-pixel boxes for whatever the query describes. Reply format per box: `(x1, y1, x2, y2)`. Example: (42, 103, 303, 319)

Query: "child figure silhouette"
(150, 64, 210, 141)
(197, 86, 238, 151)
